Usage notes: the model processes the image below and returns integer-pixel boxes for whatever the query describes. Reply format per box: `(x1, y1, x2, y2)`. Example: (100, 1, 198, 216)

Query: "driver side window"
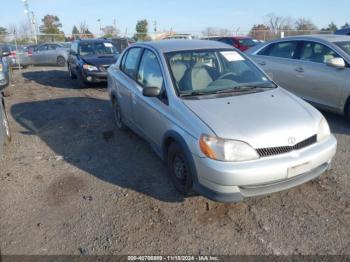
(299, 42, 340, 64)
(137, 49, 164, 89)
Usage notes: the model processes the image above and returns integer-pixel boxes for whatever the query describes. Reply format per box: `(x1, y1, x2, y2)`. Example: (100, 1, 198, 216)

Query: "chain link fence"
(0, 29, 335, 69)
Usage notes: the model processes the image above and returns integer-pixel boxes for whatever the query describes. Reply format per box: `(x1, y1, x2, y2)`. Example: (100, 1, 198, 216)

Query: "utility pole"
(97, 19, 102, 36)
(21, 0, 37, 44)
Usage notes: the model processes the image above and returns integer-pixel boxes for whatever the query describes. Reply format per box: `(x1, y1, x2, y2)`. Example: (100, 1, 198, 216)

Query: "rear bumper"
(192, 135, 337, 202)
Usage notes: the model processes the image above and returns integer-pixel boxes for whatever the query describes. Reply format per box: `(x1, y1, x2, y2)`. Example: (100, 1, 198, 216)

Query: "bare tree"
(202, 27, 219, 37)
(266, 13, 285, 33)
(102, 25, 119, 38)
(295, 18, 318, 31)
(79, 21, 94, 38)
(202, 27, 232, 37)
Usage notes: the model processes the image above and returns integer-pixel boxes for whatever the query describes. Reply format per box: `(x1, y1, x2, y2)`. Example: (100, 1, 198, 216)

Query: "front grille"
(99, 65, 110, 72)
(256, 135, 317, 157)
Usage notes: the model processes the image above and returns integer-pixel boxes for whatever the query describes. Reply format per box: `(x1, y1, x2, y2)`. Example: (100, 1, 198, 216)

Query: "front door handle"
(258, 61, 266, 66)
(295, 67, 304, 73)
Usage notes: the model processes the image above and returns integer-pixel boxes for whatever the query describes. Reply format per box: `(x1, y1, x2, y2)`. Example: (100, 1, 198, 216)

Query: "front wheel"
(57, 56, 66, 67)
(167, 142, 194, 196)
(76, 72, 88, 89)
(346, 102, 350, 121)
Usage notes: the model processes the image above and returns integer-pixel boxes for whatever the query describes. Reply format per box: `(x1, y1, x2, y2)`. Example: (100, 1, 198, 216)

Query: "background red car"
(204, 36, 259, 51)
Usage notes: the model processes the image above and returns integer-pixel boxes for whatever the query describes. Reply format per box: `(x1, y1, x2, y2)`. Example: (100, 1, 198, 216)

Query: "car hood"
(182, 88, 320, 149)
(81, 54, 119, 67)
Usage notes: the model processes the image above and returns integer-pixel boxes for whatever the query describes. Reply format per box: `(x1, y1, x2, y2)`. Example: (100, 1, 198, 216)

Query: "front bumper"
(83, 71, 107, 83)
(192, 135, 337, 202)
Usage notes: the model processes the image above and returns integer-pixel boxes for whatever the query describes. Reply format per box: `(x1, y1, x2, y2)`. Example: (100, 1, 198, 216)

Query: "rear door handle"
(295, 67, 304, 73)
(258, 61, 266, 66)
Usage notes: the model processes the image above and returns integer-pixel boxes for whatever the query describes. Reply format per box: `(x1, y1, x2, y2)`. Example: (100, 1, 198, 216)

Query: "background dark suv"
(67, 39, 119, 88)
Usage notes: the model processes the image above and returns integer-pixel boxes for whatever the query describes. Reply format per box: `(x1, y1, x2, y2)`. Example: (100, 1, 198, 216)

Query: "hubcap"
(173, 155, 187, 182)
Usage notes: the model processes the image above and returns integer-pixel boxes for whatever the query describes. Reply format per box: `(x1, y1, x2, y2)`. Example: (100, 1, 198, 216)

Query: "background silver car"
(107, 40, 336, 202)
(31, 43, 69, 67)
(246, 35, 350, 119)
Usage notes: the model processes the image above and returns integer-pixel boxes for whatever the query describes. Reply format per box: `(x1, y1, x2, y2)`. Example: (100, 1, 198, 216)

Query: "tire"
(68, 65, 77, 79)
(112, 98, 127, 130)
(1, 102, 11, 145)
(57, 56, 66, 67)
(76, 72, 88, 89)
(167, 142, 194, 196)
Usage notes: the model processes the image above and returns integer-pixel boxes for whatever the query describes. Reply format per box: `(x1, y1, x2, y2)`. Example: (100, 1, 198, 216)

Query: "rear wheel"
(167, 142, 194, 196)
(57, 56, 66, 67)
(112, 97, 127, 130)
(68, 65, 76, 79)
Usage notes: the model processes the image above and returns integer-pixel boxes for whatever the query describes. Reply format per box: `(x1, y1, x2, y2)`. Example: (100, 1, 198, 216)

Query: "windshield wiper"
(180, 91, 215, 97)
(214, 83, 276, 94)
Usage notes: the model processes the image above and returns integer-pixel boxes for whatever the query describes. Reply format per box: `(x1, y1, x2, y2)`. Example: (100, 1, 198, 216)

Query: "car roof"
(135, 40, 233, 53)
(273, 34, 350, 43)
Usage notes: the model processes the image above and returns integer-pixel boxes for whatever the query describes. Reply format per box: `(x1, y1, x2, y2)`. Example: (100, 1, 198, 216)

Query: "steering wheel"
(217, 72, 237, 80)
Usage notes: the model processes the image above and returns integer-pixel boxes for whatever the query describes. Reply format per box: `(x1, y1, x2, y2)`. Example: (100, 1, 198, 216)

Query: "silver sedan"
(107, 40, 337, 202)
(31, 43, 69, 67)
(246, 35, 350, 119)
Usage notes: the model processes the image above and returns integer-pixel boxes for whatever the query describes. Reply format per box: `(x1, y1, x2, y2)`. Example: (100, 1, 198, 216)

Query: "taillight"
(9, 51, 16, 58)
(27, 50, 33, 57)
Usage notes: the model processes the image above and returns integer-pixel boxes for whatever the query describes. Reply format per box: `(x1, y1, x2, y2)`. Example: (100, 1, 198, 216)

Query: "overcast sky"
(2, 0, 350, 35)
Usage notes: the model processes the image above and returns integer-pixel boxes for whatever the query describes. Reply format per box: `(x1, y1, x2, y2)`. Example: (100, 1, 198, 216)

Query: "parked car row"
(0, 42, 70, 68)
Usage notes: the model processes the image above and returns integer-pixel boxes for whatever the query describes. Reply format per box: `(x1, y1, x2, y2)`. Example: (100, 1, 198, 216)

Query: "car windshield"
(79, 42, 118, 56)
(239, 38, 258, 47)
(335, 41, 350, 55)
(166, 49, 275, 97)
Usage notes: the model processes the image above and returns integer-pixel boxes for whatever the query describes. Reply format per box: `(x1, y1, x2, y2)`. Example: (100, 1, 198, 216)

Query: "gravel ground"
(0, 66, 349, 255)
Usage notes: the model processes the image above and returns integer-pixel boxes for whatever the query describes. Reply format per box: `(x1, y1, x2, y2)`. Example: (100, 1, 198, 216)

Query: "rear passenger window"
(263, 42, 298, 59)
(299, 42, 340, 64)
(122, 47, 142, 78)
(137, 50, 163, 89)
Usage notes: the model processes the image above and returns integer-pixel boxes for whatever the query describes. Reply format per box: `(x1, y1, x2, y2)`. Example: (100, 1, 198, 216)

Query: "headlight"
(317, 117, 331, 142)
(83, 64, 98, 71)
(199, 135, 259, 162)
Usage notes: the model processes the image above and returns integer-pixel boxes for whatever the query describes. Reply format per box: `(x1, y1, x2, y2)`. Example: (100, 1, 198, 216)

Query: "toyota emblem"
(288, 137, 296, 145)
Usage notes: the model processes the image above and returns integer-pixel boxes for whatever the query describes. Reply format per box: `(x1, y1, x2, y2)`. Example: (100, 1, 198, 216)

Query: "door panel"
(293, 41, 350, 111)
(252, 55, 301, 94)
(293, 61, 349, 110)
(133, 49, 167, 148)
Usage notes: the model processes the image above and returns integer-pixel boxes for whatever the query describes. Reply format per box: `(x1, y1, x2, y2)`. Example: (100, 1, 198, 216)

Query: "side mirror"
(2, 51, 10, 57)
(326, 57, 346, 69)
(143, 86, 161, 97)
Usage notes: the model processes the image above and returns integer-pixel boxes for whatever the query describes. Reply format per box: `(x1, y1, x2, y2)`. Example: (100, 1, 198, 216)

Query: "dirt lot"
(0, 66, 349, 255)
